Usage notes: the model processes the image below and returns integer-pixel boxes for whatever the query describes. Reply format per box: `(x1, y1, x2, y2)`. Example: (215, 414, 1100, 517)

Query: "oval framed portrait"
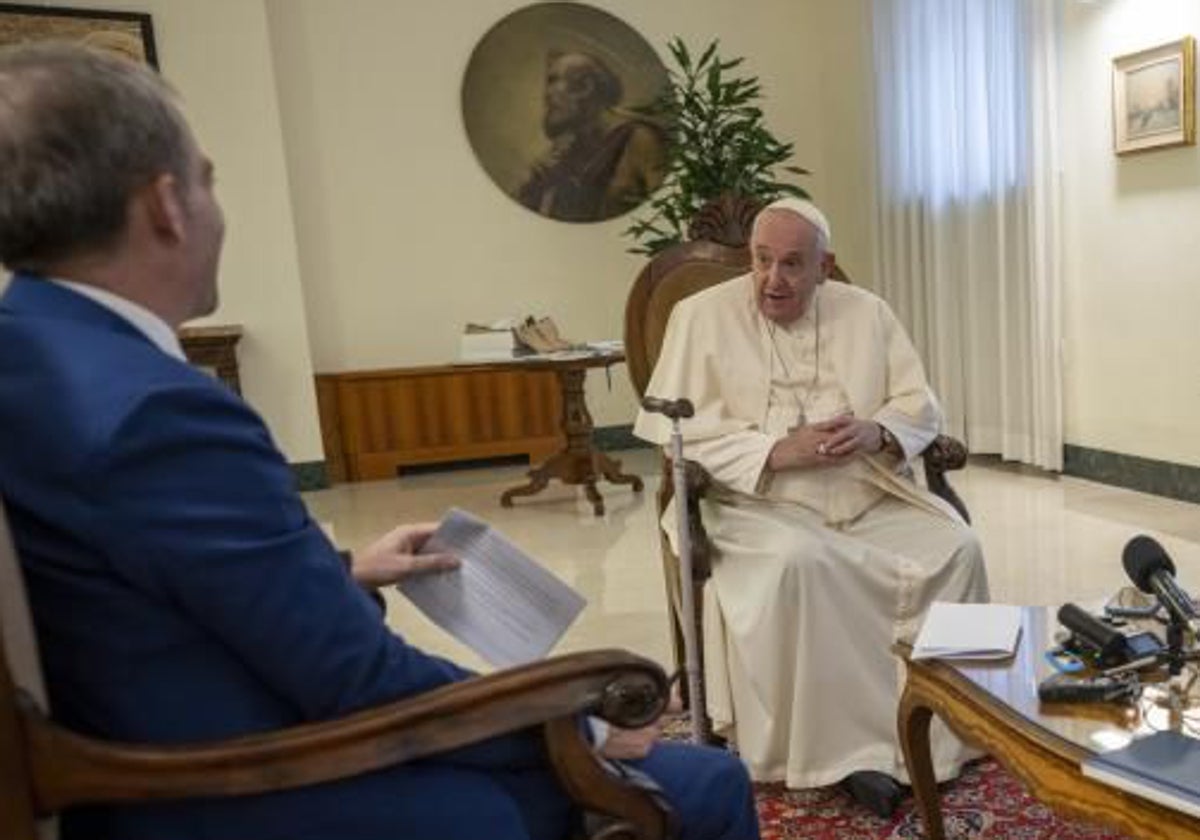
(462, 2, 668, 224)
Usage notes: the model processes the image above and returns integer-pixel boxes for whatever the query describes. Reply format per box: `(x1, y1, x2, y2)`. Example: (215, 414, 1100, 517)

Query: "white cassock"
(634, 274, 989, 788)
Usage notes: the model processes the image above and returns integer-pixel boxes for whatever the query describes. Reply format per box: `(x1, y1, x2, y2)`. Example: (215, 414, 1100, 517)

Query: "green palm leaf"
(626, 38, 810, 255)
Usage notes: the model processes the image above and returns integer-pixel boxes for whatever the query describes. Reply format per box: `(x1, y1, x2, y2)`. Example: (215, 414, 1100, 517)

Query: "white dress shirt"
(49, 278, 186, 362)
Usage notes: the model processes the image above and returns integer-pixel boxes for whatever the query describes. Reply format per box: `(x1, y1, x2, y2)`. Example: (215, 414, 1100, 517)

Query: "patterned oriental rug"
(660, 719, 1130, 839)
(751, 758, 1130, 840)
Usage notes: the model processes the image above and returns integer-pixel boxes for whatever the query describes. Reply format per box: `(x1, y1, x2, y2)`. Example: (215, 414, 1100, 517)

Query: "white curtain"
(871, 0, 1063, 470)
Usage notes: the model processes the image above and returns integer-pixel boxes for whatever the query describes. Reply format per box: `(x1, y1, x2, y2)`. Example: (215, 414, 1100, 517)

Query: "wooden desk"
(897, 606, 1200, 840)
(498, 350, 643, 516)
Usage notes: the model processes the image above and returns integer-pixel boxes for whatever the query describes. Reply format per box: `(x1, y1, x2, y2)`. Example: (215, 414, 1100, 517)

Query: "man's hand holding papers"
(397, 508, 587, 668)
(394, 509, 676, 757)
(350, 522, 460, 588)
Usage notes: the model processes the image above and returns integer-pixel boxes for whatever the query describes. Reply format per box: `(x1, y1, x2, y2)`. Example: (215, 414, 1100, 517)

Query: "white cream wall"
(265, 0, 877, 428)
(5, 0, 324, 464)
(810, 1, 877, 291)
(1061, 0, 1200, 465)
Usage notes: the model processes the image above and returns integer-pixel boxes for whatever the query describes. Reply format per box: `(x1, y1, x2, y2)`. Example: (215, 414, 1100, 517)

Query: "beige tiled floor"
(303, 452, 1200, 674)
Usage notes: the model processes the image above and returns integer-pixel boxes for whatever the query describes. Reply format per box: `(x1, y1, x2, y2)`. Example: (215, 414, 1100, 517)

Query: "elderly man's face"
(751, 209, 831, 326)
(543, 53, 599, 136)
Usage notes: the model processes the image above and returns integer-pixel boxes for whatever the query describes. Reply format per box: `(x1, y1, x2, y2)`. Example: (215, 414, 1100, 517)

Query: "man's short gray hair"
(0, 42, 190, 271)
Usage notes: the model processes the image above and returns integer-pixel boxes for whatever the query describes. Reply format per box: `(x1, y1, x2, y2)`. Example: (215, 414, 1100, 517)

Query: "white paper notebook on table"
(396, 508, 586, 668)
(910, 602, 1023, 661)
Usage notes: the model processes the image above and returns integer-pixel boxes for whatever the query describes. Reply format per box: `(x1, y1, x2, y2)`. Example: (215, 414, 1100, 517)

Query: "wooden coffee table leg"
(898, 684, 946, 840)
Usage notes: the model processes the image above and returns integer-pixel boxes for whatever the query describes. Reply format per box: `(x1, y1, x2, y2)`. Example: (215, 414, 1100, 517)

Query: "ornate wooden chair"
(623, 195, 970, 739)
(0, 499, 674, 840)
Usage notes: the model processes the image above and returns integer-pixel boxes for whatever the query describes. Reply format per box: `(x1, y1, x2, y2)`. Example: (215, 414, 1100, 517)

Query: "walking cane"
(641, 396, 704, 744)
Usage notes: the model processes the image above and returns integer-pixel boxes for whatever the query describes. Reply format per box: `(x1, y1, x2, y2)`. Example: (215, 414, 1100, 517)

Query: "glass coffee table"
(896, 605, 1200, 840)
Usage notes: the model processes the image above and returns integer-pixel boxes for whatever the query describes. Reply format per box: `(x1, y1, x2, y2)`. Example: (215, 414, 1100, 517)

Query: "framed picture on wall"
(0, 3, 157, 68)
(462, 2, 667, 224)
(1112, 36, 1195, 155)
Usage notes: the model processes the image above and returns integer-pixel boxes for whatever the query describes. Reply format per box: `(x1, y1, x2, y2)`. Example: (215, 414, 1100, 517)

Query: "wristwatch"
(877, 423, 898, 455)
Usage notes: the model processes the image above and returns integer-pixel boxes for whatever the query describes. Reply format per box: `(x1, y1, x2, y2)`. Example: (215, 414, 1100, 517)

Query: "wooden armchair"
(623, 195, 970, 739)
(0, 499, 674, 840)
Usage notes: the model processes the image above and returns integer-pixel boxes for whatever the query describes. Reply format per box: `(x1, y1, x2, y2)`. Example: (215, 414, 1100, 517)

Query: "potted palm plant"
(625, 38, 809, 255)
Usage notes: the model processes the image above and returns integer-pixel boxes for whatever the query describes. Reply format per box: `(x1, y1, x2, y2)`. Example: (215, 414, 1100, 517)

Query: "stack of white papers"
(459, 328, 521, 361)
(396, 509, 586, 668)
(910, 602, 1023, 661)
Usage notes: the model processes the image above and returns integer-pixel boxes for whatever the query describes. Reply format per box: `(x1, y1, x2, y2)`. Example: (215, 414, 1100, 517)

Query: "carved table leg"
(898, 684, 946, 840)
(560, 367, 598, 479)
(583, 481, 605, 516)
(500, 363, 641, 516)
(596, 452, 645, 493)
(500, 456, 558, 507)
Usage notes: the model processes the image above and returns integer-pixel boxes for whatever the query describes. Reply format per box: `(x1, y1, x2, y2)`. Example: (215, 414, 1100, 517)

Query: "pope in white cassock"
(633, 197, 989, 816)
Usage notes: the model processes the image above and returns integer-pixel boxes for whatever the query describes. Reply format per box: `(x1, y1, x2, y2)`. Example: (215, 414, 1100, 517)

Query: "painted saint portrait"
(462, 3, 668, 224)
(0, 3, 157, 67)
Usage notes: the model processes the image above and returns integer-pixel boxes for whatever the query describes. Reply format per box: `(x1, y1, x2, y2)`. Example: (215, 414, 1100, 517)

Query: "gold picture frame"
(0, 3, 157, 68)
(1112, 36, 1195, 155)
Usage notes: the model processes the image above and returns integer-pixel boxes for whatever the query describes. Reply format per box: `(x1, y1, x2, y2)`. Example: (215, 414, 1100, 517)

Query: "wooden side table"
(499, 350, 643, 516)
(179, 325, 244, 395)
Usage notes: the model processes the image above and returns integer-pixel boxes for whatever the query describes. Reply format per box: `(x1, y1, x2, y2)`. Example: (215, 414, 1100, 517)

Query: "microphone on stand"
(1121, 535, 1199, 631)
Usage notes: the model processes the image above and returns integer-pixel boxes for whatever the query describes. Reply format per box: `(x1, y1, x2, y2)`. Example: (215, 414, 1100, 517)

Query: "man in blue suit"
(0, 44, 759, 840)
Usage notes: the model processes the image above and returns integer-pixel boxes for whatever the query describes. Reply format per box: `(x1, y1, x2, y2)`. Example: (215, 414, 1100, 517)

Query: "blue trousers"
(440, 740, 762, 840)
(632, 741, 761, 840)
(386, 741, 760, 840)
(300, 741, 759, 840)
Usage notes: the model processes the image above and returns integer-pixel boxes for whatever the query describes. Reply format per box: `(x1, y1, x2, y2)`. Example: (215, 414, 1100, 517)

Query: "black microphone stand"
(1154, 614, 1200, 723)
(1166, 619, 1187, 678)
(1152, 600, 1200, 677)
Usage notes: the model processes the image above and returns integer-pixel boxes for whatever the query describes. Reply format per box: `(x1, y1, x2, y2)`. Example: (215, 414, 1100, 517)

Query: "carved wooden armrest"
(920, 435, 971, 524)
(19, 650, 669, 816)
(921, 434, 968, 473)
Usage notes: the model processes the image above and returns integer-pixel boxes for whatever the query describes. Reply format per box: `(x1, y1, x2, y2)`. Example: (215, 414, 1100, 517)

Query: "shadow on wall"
(1115, 145, 1200, 195)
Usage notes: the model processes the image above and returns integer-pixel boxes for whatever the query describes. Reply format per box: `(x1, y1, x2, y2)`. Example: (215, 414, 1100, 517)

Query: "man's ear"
(821, 250, 837, 281)
(140, 173, 188, 245)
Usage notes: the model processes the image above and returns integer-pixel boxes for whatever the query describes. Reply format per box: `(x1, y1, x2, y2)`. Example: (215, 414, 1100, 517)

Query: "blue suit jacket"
(0, 276, 564, 840)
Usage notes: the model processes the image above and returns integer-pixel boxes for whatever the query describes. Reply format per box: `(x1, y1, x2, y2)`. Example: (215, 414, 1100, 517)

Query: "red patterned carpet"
(660, 719, 1128, 838)
(753, 758, 1130, 840)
